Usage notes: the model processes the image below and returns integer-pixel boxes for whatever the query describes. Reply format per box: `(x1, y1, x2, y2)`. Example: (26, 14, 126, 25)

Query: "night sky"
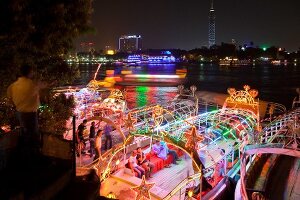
(76, 0, 300, 51)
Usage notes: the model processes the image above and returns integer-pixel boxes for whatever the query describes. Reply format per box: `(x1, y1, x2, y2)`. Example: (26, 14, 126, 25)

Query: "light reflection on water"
(124, 86, 178, 109)
(76, 63, 300, 109)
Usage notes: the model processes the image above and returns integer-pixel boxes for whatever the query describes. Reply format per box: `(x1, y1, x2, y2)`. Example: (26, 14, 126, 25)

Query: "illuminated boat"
(87, 77, 116, 88)
(74, 85, 289, 200)
(219, 57, 252, 66)
(115, 74, 186, 86)
(115, 69, 187, 86)
(126, 52, 177, 65)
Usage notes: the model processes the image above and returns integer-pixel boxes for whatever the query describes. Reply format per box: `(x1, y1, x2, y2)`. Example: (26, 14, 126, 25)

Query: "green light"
(263, 47, 267, 51)
(136, 86, 149, 93)
(136, 86, 149, 107)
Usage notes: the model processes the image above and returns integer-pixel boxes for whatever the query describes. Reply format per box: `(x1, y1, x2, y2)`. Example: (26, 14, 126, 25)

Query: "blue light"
(127, 53, 176, 64)
(162, 51, 172, 55)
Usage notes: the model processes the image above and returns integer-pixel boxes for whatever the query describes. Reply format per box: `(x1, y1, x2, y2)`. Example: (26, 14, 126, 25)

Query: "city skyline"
(76, 0, 300, 51)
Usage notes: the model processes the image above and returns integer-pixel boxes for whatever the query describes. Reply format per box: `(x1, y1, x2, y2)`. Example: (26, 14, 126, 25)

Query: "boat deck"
(199, 139, 235, 169)
(99, 139, 236, 199)
(100, 156, 194, 200)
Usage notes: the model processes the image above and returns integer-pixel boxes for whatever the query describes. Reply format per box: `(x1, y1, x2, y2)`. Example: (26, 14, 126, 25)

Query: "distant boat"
(219, 57, 252, 66)
(125, 53, 177, 65)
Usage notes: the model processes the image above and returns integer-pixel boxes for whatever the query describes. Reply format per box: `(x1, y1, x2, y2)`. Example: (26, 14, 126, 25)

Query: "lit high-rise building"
(118, 35, 142, 52)
(208, 0, 216, 48)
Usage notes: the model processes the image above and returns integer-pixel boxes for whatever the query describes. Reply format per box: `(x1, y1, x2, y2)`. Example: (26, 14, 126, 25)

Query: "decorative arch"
(128, 131, 203, 172)
(86, 116, 125, 140)
(193, 108, 257, 141)
(223, 85, 260, 126)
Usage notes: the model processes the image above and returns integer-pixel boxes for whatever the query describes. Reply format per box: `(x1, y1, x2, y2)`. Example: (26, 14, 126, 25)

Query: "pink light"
(125, 74, 181, 79)
(93, 63, 101, 80)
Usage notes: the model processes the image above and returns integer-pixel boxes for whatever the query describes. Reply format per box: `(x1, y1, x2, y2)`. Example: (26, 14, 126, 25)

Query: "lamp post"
(72, 115, 76, 178)
(178, 85, 184, 96)
(190, 85, 197, 97)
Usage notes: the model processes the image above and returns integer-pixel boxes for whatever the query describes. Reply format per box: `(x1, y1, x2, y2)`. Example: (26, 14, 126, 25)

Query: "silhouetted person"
(7, 64, 46, 164)
(89, 121, 96, 157)
(76, 119, 88, 155)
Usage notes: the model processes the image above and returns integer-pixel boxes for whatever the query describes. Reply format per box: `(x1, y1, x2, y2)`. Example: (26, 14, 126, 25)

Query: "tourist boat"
(219, 57, 252, 66)
(114, 69, 187, 87)
(72, 84, 294, 200)
(125, 53, 177, 65)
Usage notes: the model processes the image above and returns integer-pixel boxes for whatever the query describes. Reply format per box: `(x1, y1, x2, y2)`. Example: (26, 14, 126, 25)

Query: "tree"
(0, 0, 93, 133)
(0, 0, 93, 94)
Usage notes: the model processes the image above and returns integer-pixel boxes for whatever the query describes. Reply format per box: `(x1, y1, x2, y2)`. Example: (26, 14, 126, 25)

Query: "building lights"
(106, 50, 115, 55)
(119, 34, 142, 52)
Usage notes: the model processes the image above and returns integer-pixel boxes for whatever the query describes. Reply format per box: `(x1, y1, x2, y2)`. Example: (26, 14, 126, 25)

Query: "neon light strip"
(93, 63, 101, 80)
(125, 74, 181, 79)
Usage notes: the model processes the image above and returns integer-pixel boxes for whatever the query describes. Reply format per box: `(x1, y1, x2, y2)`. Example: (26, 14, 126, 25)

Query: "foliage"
(0, 99, 18, 133)
(0, 0, 93, 96)
(0, 0, 93, 134)
(39, 93, 75, 135)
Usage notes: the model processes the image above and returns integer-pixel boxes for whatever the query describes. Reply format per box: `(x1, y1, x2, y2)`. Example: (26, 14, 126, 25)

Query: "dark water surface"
(77, 63, 300, 109)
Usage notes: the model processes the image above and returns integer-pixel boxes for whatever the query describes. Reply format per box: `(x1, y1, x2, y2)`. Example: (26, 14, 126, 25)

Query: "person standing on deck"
(103, 123, 112, 150)
(89, 121, 96, 157)
(94, 129, 103, 161)
(76, 119, 87, 155)
(7, 64, 47, 165)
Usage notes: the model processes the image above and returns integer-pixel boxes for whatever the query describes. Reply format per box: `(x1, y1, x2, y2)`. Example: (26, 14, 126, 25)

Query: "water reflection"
(125, 86, 178, 109)
(76, 63, 300, 109)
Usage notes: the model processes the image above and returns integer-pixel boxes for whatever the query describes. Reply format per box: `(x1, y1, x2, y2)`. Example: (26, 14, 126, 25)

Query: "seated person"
(127, 150, 145, 178)
(213, 149, 226, 182)
(152, 140, 180, 167)
(136, 147, 154, 179)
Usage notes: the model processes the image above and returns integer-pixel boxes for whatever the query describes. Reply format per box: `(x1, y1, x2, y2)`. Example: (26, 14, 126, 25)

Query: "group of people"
(127, 140, 181, 179)
(127, 147, 154, 179)
(152, 140, 181, 167)
(76, 119, 113, 161)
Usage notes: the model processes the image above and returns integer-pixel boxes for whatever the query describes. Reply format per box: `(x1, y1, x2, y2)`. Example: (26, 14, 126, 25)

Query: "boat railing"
(198, 98, 223, 114)
(292, 88, 300, 109)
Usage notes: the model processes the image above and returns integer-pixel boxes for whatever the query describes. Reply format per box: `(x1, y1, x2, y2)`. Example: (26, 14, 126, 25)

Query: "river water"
(77, 63, 300, 109)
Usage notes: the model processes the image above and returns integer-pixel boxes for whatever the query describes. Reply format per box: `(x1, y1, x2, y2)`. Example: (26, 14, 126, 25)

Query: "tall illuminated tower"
(208, 0, 216, 47)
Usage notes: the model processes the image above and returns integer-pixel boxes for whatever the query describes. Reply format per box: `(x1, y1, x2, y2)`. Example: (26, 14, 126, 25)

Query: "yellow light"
(115, 159, 120, 165)
(106, 192, 116, 199)
(107, 50, 115, 55)
(121, 70, 132, 75)
(188, 190, 193, 197)
(106, 70, 115, 75)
